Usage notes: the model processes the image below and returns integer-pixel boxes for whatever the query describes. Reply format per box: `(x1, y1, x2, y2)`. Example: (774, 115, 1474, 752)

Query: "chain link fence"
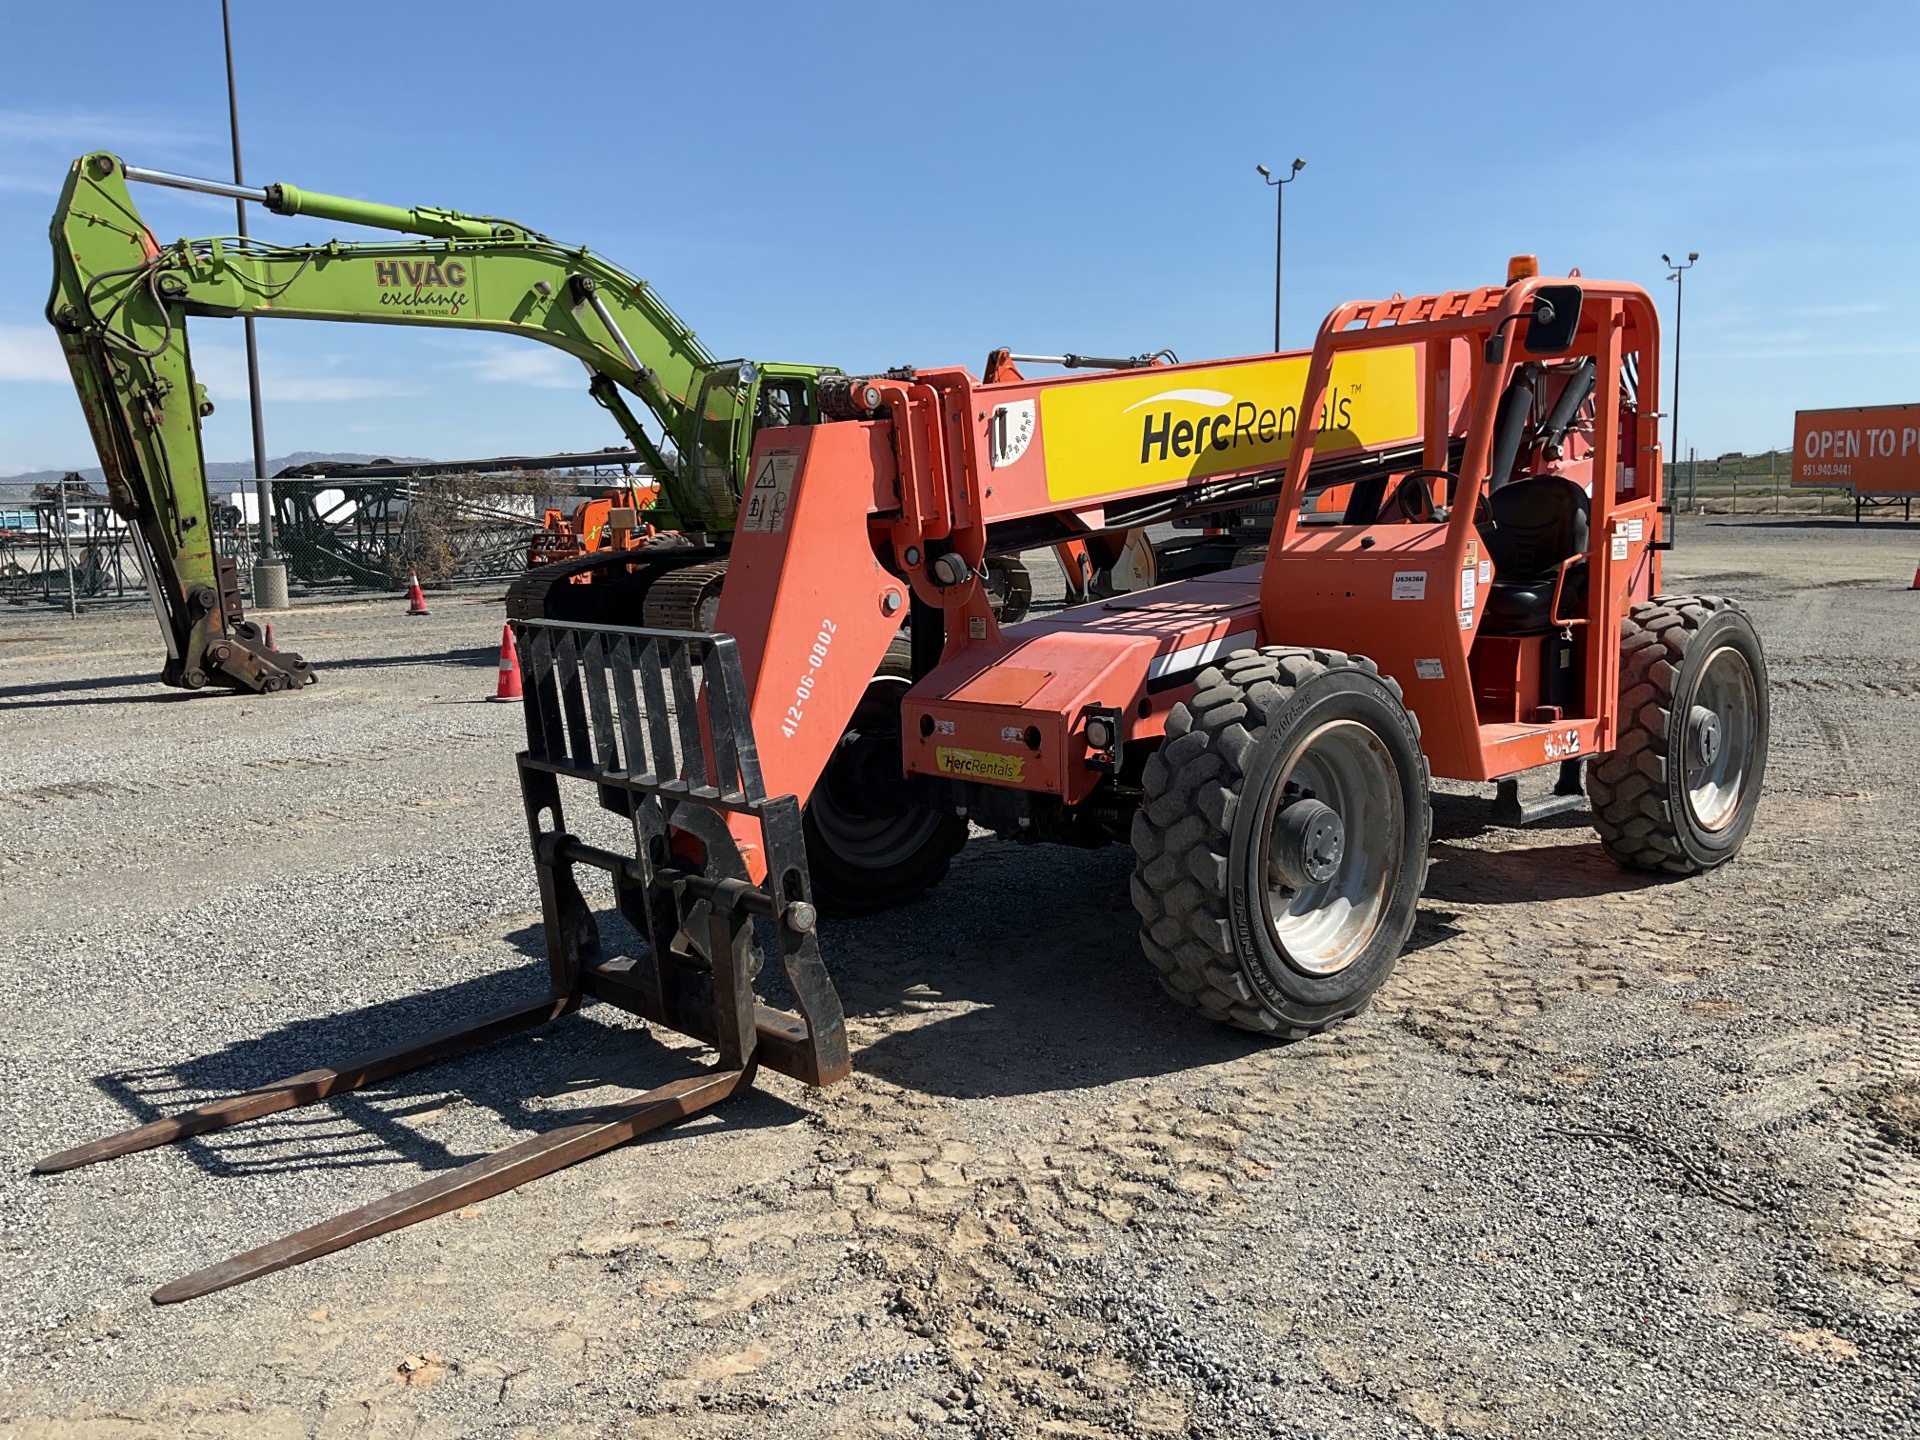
(2, 462, 649, 612)
(1666, 449, 1893, 518)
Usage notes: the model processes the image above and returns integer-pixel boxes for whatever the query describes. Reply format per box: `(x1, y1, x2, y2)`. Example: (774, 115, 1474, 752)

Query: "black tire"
(1130, 648, 1431, 1036)
(803, 670, 968, 915)
(1587, 595, 1768, 874)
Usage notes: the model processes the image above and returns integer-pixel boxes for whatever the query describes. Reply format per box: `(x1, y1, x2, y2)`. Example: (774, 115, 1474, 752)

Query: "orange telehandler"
(41, 192, 1769, 1300)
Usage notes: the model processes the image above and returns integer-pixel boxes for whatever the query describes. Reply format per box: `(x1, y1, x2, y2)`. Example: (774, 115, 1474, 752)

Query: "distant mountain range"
(0, 452, 433, 492)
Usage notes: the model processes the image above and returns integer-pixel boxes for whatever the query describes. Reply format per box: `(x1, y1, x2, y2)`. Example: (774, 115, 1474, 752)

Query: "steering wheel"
(1389, 468, 1458, 523)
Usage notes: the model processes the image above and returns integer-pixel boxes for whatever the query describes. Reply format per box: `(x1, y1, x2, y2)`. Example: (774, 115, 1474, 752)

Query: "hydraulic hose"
(1539, 357, 1597, 459)
(1487, 363, 1541, 493)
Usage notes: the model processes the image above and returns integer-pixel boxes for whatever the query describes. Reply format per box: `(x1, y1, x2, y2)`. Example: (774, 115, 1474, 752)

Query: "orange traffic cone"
(1910, 562, 1920, 591)
(490, 624, 523, 702)
(406, 571, 430, 616)
(264, 623, 277, 651)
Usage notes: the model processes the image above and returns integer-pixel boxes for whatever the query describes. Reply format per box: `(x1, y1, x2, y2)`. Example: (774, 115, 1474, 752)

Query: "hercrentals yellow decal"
(935, 746, 1026, 784)
(1037, 347, 1421, 502)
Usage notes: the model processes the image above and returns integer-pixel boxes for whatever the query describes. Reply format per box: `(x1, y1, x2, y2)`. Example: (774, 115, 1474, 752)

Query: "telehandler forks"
(37, 623, 845, 1302)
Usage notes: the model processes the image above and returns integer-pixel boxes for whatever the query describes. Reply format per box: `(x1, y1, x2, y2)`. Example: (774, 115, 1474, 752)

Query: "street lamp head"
(1688, 251, 1699, 261)
(1256, 164, 1271, 178)
(1291, 157, 1306, 172)
(1661, 253, 1671, 264)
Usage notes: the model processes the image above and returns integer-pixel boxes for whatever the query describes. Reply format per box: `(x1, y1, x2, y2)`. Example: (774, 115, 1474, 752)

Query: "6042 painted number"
(779, 619, 837, 740)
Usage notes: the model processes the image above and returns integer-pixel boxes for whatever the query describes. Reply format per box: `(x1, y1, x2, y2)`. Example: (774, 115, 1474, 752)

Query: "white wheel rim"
(1685, 644, 1757, 833)
(1259, 719, 1403, 977)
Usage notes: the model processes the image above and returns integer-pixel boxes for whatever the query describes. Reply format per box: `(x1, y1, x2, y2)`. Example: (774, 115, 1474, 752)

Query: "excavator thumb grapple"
(34, 620, 845, 1302)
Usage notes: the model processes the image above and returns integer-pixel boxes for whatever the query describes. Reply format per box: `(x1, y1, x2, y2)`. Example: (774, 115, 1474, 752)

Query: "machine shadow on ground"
(54, 807, 1653, 1187)
(0, 646, 495, 711)
(824, 836, 1462, 1100)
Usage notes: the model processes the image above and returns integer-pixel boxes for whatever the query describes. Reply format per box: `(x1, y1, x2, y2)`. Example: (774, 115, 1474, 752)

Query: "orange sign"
(1792, 404, 1920, 495)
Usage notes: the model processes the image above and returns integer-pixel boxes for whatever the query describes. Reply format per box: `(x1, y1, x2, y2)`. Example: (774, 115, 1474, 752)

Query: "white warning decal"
(741, 451, 798, 534)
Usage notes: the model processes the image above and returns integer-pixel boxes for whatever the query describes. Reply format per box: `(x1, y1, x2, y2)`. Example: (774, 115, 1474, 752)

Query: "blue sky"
(2, 0, 1916, 474)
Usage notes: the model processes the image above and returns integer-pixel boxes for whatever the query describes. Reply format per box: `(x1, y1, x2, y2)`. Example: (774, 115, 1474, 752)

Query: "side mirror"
(1523, 283, 1584, 355)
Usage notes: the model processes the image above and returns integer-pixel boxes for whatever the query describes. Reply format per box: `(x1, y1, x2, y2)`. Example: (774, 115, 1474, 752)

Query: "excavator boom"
(46, 152, 832, 691)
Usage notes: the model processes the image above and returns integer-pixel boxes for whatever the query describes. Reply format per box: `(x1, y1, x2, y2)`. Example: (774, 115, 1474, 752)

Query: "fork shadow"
(62, 920, 800, 1183)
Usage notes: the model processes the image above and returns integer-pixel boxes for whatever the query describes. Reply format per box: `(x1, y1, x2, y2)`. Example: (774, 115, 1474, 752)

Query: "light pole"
(1257, 158, 1305, 351)
(222, 0, 274, 561)
(1662, 251, 1698, 502)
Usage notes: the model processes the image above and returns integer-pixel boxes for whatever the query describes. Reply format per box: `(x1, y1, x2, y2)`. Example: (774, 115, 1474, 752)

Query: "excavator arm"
(46, 151, 825, 691)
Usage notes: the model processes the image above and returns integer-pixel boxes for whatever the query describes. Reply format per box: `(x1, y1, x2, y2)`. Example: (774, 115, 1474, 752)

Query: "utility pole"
(1257, 158, 1306, 351)
(56, 474, 78, 618)
(223, 0, 271, 556)
(1662, 251, 1697, 501)
(223, 0, 288, 608)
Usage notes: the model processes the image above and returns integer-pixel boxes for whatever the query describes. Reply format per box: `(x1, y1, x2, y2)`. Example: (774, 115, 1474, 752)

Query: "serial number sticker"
(936, 746, 1025, 783)
(1460, 567, 1477, 608)
(1544, 727, 1583, 759)
(776, 617, 838, 740)
(1414, 658, 1444, 681)
(1392, 570, 1427, 601)
(935, 718, 956, 736)
(741, 451, 798, 534)
(1611, 533, 1631, 561)
(1000, 725, 1025, 742)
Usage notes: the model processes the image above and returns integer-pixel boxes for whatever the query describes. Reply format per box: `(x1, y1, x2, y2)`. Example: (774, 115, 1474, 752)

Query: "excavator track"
(504, 542, 724, 628)
(641, 559, 729, 632)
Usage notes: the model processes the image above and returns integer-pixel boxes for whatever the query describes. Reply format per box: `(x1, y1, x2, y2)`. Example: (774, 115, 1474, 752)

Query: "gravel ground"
(2, 515, 1918, 1439)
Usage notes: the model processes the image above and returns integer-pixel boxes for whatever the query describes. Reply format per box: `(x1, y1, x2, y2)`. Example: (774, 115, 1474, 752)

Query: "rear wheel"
(1130, 648, 1431, 1036)
(803, 672, 968, 915)
(1587, 595, 1768, 874)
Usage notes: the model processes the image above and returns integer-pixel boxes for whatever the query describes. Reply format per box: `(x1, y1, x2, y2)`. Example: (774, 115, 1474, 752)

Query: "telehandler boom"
(38, 158, 1770, 1307)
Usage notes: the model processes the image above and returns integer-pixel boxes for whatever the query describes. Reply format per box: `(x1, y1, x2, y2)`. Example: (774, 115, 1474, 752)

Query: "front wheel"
(803, 674, 968, 915)
(1587, 595, 1768, 874)
(1130, 648, 1431, 1036)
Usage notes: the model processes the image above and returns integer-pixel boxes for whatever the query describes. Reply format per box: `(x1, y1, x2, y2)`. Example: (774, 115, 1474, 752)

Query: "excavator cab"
(684, 362, 826, 532)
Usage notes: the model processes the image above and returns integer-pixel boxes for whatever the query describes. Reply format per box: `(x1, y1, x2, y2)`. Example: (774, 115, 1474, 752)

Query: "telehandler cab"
(39, 159, 1768, 1303)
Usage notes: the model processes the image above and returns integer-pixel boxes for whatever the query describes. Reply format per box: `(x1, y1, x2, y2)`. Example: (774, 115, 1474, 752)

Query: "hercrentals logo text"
(1136, 389, 1355, 466)
(1035, 349, 1421, 503)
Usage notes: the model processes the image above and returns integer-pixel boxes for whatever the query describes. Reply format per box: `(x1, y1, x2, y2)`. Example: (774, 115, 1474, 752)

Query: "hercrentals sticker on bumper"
(1037, 347, 1420, 502)
(935, 746, 1026, 784)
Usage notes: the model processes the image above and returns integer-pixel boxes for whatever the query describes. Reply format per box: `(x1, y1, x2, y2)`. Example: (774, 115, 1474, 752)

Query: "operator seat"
(1476, 475, 1590, 635)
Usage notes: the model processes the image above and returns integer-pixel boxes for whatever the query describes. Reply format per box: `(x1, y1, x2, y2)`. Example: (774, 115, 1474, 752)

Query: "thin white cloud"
(0, 324, 68, 383)
(1790, 302, 1887, 319)
(454, 341, 582, 390)
(0, 108, 207, 151)
(190, 340, 427, 403)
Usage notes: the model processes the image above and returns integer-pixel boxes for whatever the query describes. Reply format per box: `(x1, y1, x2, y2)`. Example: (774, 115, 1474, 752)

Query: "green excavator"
(46, 151, 841, 691)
